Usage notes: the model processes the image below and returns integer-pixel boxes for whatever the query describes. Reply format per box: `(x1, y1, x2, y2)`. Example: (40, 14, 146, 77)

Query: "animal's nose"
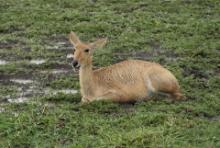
(72, 60, 78, 67)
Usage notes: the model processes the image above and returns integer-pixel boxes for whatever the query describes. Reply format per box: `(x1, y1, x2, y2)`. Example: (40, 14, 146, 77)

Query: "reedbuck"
(68, 32, 184, 103)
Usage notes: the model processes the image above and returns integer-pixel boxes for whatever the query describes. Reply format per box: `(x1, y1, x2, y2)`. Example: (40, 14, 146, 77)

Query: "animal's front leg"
(81, 97, 90, 103)
(94, 90, 123, 102)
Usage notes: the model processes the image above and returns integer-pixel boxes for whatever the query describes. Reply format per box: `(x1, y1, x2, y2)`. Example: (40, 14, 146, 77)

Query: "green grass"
(0, 0, 220, 147)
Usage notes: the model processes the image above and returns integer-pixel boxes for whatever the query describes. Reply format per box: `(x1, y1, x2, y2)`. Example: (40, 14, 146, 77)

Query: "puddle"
(10, 79, 33, 84)
(47, 46, 73, 50)
(45, 89, 78, 95)
(5, 89, 77, 104)
(39, 69, 71, 75)
(4, 85, 38, 104)
(1, 59, 46, 65)
(46, 39, 73, 51)
(0, 60, 8, 65)
(51, 69, 70, 74)
(47, 45, 59, 50)
(20, 86, 36, 97)
(8, 97, 28, 103)
(30, 59, 46, 65)
(57, 42, 67, 45)
(0, 107, 5, 113)
(0, 39, 25, 49)
(67, 54, 73, 59)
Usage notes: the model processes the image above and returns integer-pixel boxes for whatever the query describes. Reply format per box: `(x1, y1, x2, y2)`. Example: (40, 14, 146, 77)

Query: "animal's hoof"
(81, 97, 90, 103)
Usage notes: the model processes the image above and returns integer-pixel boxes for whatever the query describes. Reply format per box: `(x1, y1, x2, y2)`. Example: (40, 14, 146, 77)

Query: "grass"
(0, 0, 220, 147)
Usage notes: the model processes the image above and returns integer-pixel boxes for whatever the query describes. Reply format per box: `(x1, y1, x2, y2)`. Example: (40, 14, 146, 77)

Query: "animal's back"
(93, 60, 181, 101)
(94, 60, 154, 85)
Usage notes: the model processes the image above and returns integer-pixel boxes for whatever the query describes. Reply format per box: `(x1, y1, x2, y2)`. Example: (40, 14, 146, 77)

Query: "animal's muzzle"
(72, 60, 80, 69)
(66, 54, 80, 70)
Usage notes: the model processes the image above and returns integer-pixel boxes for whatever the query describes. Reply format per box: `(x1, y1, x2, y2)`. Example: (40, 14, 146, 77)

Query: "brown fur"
(69, 32, 184, 103)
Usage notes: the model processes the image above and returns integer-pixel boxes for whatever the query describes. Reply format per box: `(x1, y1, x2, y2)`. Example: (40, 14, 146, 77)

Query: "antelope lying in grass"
(68, 32, 184, 103)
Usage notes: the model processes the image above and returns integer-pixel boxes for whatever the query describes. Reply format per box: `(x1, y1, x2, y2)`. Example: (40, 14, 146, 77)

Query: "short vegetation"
(0, 0, 219, 147)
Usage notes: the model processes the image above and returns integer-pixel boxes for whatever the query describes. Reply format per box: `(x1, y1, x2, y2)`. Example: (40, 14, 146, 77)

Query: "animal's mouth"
(72, 63, 80, 72)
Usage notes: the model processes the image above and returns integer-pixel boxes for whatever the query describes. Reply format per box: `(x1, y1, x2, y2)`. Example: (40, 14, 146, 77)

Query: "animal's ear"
(68, 31, 81, 45)
(90, 38, 107, 49)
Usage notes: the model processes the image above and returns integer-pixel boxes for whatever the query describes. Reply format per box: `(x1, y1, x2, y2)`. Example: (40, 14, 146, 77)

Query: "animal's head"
(68, 31, 107, 70)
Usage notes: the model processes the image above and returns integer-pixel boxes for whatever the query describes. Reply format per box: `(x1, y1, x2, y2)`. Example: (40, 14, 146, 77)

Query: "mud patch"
(114, 42, 180, 63)
(10, 79, 33, 85)
(1, 67, 77, 104)
(0, 59, 46, 66)
(40, 69, 72, 75)
(3, 84, 39, 103)
(7, 97, 28, 103)
(30, 59, 46, 65)
(149, 42, 180, 58)
(4, 87, 78, 104)
(0, 72, 34, 81)
(66, 54, 74, 59)
(46, 45, 73, 51)
(51, 69, 70, 74)
(182, 67, 210, 79)
(0, 60, 8, 65)
(44, 35, 73, 51)
(45, 89, 78, 95)
(0, 107, 5, 113)
(43, 62, 72, 69)
(113, 50, 179, 63)
(0, 39, 26, 49)
(113, 44, 179, 63)
(208, 116, 220, 121)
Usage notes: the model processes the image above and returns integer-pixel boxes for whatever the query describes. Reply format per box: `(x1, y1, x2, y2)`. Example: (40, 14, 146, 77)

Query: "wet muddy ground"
(0, 36, 78, 103)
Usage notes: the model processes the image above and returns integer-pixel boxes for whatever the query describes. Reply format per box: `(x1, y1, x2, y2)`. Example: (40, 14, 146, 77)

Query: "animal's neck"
(79, 63, 95, 97)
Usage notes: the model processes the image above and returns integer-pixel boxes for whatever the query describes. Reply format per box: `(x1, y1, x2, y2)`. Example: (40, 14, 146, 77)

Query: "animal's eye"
(84, 49, 90, 53)
(73, 48, 76, 53)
